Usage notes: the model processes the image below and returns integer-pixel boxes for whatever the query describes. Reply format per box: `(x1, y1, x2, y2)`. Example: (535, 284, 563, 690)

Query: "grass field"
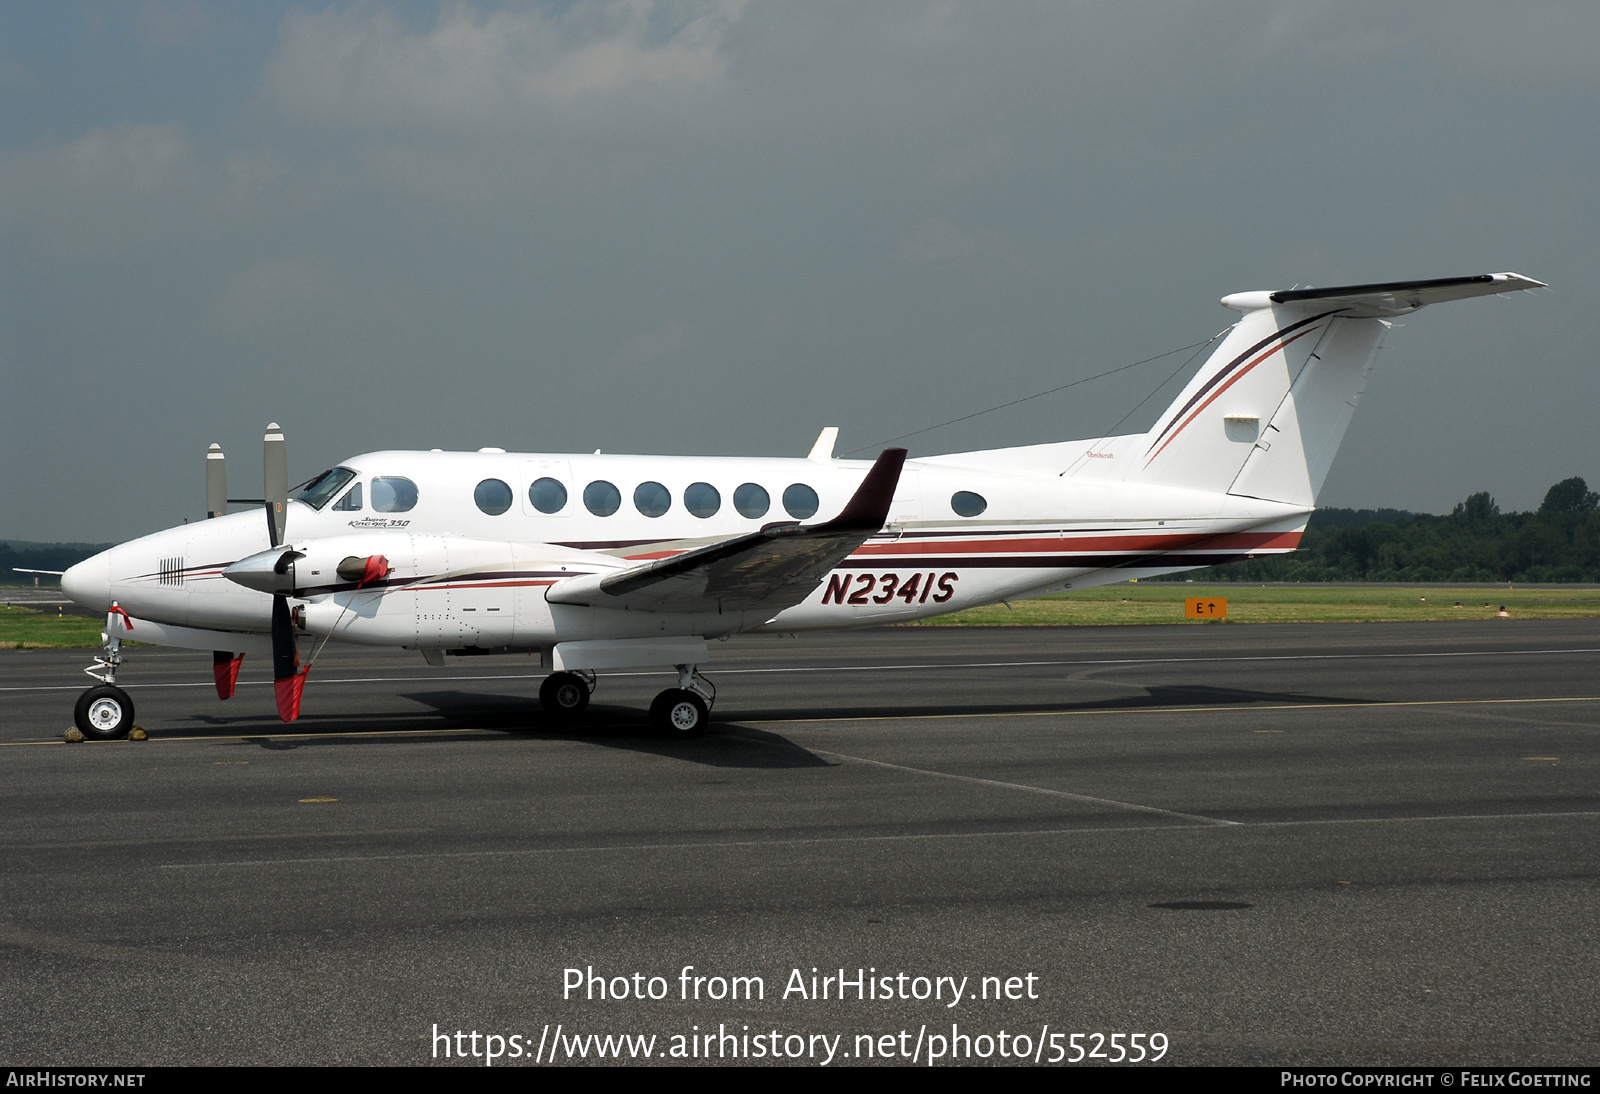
(925, 583, 1600, 626)
(0, 606, 107, 649)
(5, 585, 1600, 649)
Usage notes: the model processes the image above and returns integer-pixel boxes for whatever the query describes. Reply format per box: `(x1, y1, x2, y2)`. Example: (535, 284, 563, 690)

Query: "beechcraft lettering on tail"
(52, 274, 1544, 738)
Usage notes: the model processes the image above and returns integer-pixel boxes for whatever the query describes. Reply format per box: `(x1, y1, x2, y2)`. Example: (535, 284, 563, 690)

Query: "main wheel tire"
(539, 672, 590, 717)
(652, 688, 708, 737)
(74, 685, 135, 740)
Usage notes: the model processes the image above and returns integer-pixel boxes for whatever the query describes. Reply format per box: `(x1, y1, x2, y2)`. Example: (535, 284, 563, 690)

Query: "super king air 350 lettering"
(58, 274, 1544, 738)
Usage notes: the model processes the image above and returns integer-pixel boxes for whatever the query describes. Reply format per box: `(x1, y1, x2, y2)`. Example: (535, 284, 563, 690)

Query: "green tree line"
(2, 541, 114, 584)
(1178, 477, 1600, 583)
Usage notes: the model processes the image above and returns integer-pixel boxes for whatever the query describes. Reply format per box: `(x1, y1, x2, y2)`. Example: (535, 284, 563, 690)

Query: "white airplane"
(56, 274, 1543, 739)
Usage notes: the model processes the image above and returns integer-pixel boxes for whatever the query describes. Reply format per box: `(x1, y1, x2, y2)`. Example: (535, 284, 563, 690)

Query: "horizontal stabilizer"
(547, 448, 906, 613)
(1223, 273, 1545, 317)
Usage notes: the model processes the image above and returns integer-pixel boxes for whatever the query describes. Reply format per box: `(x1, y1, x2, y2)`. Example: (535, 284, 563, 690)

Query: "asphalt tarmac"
(1, 620, 1597, 1067)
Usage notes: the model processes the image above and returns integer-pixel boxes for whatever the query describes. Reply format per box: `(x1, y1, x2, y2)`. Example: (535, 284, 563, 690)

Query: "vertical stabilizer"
(1130, 273, 1542, 506)
(1134, 304, 1346, 499)
(1226, 315, 1387, 507)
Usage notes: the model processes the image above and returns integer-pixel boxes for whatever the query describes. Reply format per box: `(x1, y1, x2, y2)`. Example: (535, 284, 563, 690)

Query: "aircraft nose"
(61, 553, 111, 611)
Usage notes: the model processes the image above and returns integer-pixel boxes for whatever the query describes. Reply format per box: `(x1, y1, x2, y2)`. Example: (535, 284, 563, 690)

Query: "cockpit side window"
(297, 467, 357, 511)
(371, 477, 419, 513)
(332, 482, 363, 511)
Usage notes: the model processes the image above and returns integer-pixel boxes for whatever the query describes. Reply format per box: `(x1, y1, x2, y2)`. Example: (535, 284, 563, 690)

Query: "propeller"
(206, 441, 244, 697)
(262, 422, 304, 722)
(201, 427, 297, 710)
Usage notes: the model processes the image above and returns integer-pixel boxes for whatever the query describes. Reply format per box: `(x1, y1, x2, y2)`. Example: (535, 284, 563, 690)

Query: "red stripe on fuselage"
(853, 529, 1301, 557)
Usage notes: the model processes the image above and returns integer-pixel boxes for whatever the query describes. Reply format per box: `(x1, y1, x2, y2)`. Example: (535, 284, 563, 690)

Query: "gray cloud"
(1, 1, 1597, 540)
(260, 0, 742, 132)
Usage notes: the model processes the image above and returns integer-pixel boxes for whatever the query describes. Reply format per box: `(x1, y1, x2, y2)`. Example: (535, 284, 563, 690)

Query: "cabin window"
(951, 491, 987, 517)
(332, 483, 363, 511)
(474, 478, 513, 516)
(634, 481, 671, 518)
(297, 467, 357, 511)
(783, 483, 819, 519)
(528, 477, 567, 514)
(584, 480, 621, 517)
(734, 483, 770, 519)
(685, 482, 721, 518)
(371, 477, 419, 513)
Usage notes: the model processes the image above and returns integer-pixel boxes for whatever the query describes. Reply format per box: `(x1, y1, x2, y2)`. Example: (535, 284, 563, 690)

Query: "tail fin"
(1132, 273, 1543, 507)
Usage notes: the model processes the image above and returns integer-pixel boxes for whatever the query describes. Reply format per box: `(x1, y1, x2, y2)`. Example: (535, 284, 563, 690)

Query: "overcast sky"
(2, 1, 1596, 542)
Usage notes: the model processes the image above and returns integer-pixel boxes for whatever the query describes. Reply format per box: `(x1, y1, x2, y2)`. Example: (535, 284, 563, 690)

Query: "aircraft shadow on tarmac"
(400, 690, 831, 768)
(157, 682, 1364, 764)
(170, 690, 831, 768)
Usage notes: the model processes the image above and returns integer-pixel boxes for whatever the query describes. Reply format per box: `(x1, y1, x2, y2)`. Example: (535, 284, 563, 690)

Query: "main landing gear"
(649, 664, 715, 737)
(74, 622, 134, 740)
(537, 664, 716, 736)
(539, 671, 594, 717)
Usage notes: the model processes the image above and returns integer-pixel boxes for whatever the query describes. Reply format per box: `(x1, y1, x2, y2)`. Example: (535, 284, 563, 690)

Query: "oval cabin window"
(685, 482, 721, 518)
(584, 480, 621, 517)
(951, 491, 987, 517)
(782, 483, 819, 520)
(633, 481, 671, 518)
(474, 478, 513, 516)
(528, 477, 568, 514)
(734, 483, 770, 519)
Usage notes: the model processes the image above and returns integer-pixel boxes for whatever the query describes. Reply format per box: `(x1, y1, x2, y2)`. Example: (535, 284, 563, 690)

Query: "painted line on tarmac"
(8, 694, 1600, 747)
(741, 694, 1600, 726)
(156, 809, 1600, 871)
(692, 646, 1600, 675)
(0, 726, 495, 747)
(6, 646, 1600, 693)
(810, 748, 1241, 827)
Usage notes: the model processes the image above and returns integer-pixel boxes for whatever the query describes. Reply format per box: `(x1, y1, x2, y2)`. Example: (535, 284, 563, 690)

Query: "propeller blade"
(264, 422, 288, 546)
(206, 443, 227, 519)
(270, 594, 305, 722)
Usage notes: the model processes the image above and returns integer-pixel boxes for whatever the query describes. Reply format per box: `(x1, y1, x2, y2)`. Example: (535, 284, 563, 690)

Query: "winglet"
(822, 448, 907, 532)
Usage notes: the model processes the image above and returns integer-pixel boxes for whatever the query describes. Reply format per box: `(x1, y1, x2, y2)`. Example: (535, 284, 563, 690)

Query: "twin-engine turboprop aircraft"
(57, 274, 1543, 738)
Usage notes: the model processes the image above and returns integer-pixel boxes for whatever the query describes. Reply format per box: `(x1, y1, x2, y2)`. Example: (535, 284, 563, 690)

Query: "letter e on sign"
(1185, 597, 1227, 619)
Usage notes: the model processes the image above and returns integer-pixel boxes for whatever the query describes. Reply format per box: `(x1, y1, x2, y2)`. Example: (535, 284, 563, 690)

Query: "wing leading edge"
(545, 448, 908, 614)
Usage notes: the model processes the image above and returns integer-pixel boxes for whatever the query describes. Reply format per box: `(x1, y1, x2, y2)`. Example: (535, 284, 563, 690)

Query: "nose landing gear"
(649, 664, 715, 736)
(75, 610, 134, 740)
(75, 685, 135, 740)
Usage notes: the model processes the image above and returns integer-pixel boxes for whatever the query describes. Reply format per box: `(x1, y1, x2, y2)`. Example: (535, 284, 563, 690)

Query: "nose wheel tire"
(74, 685, 135, 740)
(539, 672, 591, 717)
(650, 689, 709, 736)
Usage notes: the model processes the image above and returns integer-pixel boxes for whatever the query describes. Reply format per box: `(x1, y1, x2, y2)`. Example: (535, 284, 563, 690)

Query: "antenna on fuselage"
(206, 443, 227, 519)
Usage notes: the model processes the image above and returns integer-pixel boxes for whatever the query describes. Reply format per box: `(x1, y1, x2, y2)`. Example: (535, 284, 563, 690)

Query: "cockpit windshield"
(297, 467, 358, 511)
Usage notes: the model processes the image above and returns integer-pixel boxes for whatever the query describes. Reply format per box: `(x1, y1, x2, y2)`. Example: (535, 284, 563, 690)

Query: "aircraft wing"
(546, 448, 906, 615)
